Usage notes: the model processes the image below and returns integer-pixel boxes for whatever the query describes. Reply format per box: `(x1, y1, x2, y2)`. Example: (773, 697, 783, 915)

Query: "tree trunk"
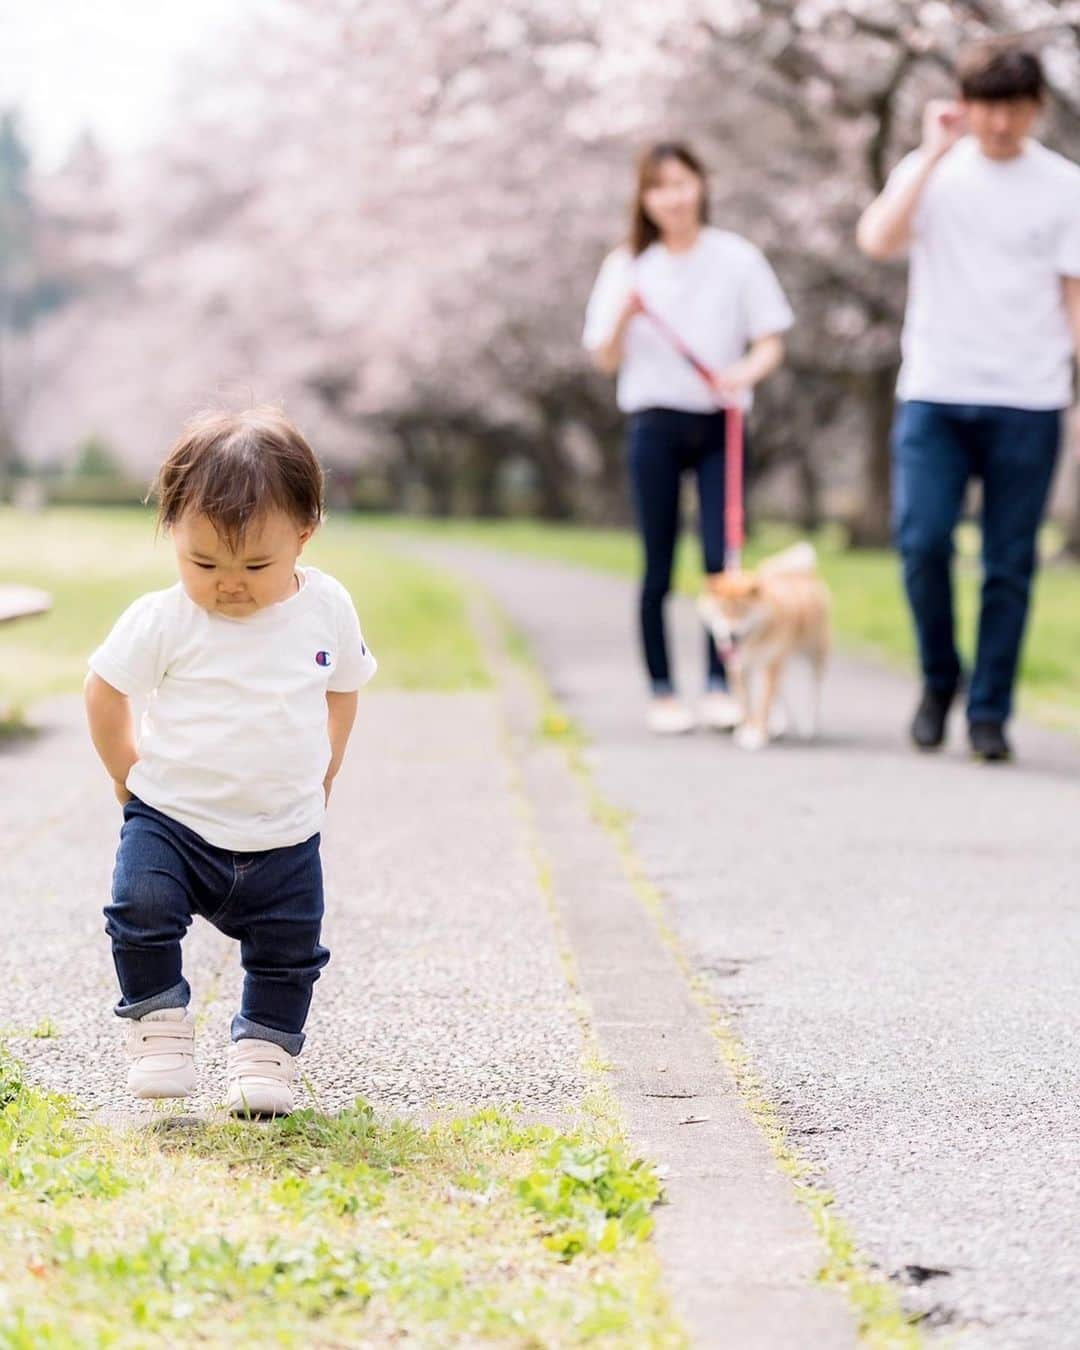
(528, 420, 575, 521)
(847, 364, 898, 549)
(386, 455, 410, 514)
(423, 446, 455, 517)
(532, 453, 574, 520)
(795, 448, 822, 533)
(1064, 459, 1080, 560)
(466, 435, 502, 518)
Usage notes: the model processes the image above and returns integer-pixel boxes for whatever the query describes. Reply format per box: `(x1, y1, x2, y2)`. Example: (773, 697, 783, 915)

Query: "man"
(857, 43, 1080, 761)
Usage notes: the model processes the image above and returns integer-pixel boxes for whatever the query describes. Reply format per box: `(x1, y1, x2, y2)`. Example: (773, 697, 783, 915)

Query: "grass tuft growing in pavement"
(0, 1050, 676, 1348)
(518, 1138, 663, 1260)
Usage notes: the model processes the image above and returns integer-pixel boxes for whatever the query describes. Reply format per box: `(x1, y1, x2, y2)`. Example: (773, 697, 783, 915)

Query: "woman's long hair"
(629, 142, 709, 256)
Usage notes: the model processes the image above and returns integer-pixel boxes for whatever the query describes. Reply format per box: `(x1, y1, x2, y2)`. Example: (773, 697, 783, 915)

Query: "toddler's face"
(172, 510, 314, 618)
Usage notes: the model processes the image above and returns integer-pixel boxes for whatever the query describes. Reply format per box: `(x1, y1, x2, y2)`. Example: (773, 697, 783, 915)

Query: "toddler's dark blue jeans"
(105, 798, 329, 1055)
(892, 401, 1062, 726)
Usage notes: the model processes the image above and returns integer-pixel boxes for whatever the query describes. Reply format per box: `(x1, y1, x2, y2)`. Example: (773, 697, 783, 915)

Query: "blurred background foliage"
(2, 1, 1079, 545)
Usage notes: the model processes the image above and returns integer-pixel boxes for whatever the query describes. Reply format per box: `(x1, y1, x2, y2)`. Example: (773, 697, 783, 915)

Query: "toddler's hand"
(113, 780, 133, 806)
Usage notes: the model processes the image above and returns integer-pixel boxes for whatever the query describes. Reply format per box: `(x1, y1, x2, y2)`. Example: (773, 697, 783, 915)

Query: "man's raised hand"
(922, 100, 966, 161)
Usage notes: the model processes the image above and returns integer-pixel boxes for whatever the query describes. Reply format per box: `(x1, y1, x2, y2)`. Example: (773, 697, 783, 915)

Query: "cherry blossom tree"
(13, 0, 1080, 534)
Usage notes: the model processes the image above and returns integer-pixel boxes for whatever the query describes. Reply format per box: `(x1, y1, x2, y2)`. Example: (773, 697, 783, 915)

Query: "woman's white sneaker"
(126, 1008, 196, 1099)
(646, 697, 695, 735)
(226, 1038, 296, 1118)
(700, 690, 742, 731)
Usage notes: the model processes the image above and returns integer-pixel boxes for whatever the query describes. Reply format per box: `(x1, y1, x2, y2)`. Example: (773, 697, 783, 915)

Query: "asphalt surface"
(5, 543, 1079, 1348)
(1, 629, 859, 1348)
(411, 541, 1080, 1350)
(484, 604, 857, 1348)
(0, 692, 584, 1120)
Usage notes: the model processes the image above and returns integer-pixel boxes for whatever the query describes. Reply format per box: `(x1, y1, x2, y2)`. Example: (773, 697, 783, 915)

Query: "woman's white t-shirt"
(582, 226, 794, 413)
(887, 137, 1080, 410)
(89, 566, 377, 852)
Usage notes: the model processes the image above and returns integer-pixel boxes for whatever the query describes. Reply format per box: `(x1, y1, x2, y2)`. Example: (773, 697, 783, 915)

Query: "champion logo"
(315, 650, 332, 667)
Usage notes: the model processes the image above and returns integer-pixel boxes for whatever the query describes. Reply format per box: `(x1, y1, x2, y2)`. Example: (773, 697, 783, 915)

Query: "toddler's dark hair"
(152, 406, 324, 550)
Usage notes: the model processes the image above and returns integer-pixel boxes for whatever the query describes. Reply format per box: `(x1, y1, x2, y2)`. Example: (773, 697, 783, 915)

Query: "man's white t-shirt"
(888, 137, 1080, 409)
(582, 226, 794, 414)
(89, 566, 377, 852)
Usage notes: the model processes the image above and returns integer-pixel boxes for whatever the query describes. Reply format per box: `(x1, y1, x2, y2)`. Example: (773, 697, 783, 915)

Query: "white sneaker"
(126, 1008, 196, 1099)
(646, 697, 695, 736)
(226, 1038, 296, 1118)
(700, 690, 743, 732)
(735, 723, 769, 752)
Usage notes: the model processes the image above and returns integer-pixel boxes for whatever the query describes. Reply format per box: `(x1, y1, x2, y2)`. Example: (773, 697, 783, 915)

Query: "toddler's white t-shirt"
(89, 566, 377, 852)
(887, 137, 1080, 410)
(582, 226, 794, 414)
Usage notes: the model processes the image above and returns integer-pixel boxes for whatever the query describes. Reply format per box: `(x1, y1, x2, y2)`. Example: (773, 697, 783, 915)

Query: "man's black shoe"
(910, 685, 956, 750)
(969, 721, 1012, 762)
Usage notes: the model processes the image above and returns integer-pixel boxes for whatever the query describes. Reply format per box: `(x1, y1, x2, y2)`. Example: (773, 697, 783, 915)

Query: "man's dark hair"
(153, 406, 324, 550)
(957, 42, 1045, 102)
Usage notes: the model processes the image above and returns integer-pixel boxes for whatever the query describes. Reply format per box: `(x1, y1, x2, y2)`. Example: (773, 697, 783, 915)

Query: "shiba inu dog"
(698, 543, 830, 750)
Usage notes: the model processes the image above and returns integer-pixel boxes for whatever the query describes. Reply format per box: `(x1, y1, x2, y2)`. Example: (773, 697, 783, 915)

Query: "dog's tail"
(758, 541, 817, 576)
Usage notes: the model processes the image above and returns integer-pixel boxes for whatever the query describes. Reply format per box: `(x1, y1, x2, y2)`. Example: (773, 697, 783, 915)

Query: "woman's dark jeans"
(627, 407, 734, 694)
(892, 400, 1062, 726)
(105, 798, 329, 1055)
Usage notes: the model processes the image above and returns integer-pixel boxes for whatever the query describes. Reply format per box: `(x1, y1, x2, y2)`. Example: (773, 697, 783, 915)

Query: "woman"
(583, 142, 793, 735)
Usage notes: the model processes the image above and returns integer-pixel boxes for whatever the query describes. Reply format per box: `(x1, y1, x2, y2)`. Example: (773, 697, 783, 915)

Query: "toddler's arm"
(84, 672, 138, 803)
(324, 690, 359, 803)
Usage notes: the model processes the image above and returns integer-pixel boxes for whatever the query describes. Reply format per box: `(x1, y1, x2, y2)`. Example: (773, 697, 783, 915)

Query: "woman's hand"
(708, 361, 755, 404)
(591, 291, 645, 375)
(619, 290, 646, 326)
(113, 779, 133, 806)
(711, 334, 786, 402)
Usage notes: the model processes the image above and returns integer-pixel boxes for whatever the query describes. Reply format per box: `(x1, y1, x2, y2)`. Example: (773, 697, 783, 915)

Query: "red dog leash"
(635, 297, 745, 571)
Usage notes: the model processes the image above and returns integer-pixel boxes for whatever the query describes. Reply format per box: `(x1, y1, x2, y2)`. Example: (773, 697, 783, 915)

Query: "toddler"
(84, 407, 376, 1116)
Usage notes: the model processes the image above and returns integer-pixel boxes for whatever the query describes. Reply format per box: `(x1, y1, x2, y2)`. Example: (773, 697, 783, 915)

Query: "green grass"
(369, 515, 1080, 730)
(0, 508, 487, 715)
(7, 507, 1078, 724)
(0, 1048, 679, 1348)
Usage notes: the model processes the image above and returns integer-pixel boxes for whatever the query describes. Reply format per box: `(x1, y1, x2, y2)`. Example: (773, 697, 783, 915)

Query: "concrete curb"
(474, 598, 859, 1349)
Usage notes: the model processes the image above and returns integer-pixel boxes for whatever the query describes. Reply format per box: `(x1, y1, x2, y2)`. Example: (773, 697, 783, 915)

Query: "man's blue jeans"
(105, 798, 329, 1054)
(891, 401, 1062, 726)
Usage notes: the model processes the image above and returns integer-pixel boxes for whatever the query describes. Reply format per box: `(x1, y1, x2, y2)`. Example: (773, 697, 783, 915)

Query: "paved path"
(1, 660, 859, 1347)
(404, 541, 1080, 1350)
(7, 539, 1078, 1348)
(0, 693, 584, 1119)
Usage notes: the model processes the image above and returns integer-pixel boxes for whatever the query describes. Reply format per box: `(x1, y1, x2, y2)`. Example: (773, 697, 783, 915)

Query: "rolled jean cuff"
(650, 678, 675, 696)
(114, 979, 190, 1020)
(231, 1014, 303, 1057)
